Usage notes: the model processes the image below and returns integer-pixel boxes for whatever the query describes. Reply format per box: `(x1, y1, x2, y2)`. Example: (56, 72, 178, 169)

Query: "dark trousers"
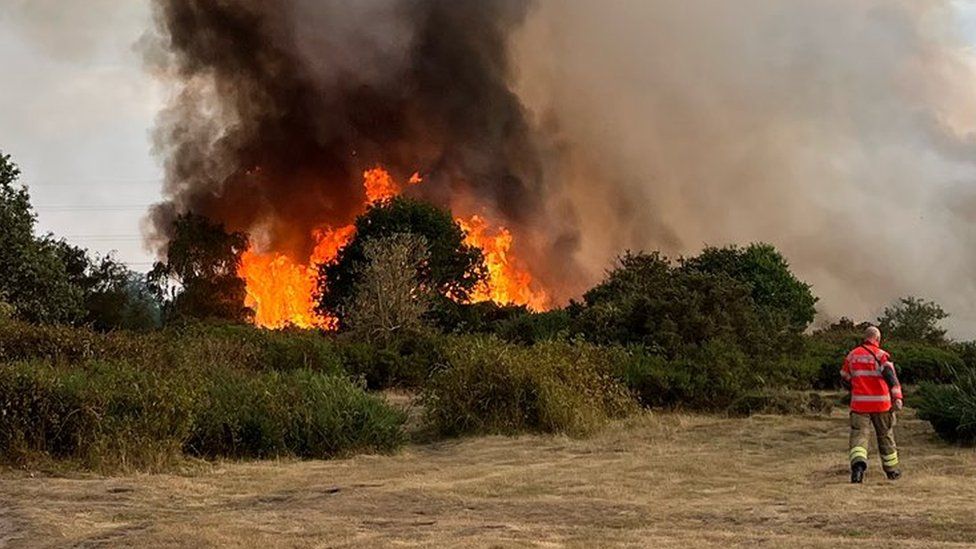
(849, 411, 898, 471)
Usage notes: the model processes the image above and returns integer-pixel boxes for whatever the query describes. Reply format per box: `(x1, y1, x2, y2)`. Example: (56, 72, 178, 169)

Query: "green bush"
(613, 340, 760, 411)
(0, 361, 193, 470)
(0, 320, 344, 375)
(186, 369, 406, 459)
(422, 337, 636, 436)
(493, 310, 571, 345)
(177, 323, 344, 374)
(336, 334, 445, 389)
(795, 336, 966, 389)
(885, 342, 963, 385)
(916, 373, 976, 445)
(0, 360, 406, 470)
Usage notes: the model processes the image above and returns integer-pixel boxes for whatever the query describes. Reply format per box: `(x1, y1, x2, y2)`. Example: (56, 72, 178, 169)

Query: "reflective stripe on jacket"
(841, 341, 900, 413)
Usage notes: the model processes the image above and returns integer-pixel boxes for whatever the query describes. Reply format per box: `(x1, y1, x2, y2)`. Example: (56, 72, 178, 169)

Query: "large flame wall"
(239, 168, 546, 329)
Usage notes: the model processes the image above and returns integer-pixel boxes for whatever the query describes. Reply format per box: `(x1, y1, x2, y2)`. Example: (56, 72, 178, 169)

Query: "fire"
(239, 168, 546, 329)
(363, 167, 421, 204)
(239, 249, 329, 329)
(457, 215, 548, 311)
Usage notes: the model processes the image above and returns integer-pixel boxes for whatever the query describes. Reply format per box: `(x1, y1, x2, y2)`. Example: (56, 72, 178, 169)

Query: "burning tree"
(236, 168, 547, 330)
(317, 197, 487, 330)
(145, 1, 562, 331)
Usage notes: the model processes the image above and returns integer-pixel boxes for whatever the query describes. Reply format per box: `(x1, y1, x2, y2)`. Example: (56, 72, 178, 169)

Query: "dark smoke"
(147, 0, 566, 285)
(148, 0, 976, 334)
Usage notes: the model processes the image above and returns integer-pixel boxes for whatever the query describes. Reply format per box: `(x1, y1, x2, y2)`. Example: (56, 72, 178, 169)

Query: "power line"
(25, 179, 164, 187)
(63, 235, 144, 240)
(34, 205, 154, 212)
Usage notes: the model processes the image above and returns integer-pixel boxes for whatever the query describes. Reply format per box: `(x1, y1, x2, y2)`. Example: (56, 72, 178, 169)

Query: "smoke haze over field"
(145, 0, 976, 334)
(513, 0, 976, 333)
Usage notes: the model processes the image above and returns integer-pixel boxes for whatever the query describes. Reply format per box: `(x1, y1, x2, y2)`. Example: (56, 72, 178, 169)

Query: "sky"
(0, 1, 163, 270)
(4, 1, 976, 328)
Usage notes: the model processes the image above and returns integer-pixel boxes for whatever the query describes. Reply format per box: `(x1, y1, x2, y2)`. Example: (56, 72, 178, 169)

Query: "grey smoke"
(146, 0, 976, 335)
(514, 0, 976, 335)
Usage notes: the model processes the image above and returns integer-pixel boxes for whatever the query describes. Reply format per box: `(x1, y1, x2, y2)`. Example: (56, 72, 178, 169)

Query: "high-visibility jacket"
(841, 341, 903, 413)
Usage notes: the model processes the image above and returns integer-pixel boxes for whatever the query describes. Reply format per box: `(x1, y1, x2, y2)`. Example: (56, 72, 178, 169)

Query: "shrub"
(493, 310, 571, 345)
(186, 369, 406, 459)
(0, 299, 15, 322)
(0, 360, 407, 469)
(426, 299, 527, 334)
(798, 336, 966, 388)
(613, 340, 759, 411)
(422, 337, 636, 436)
(571, 251, 781, 359)
(176, 323, 344, 374)
(952, 341, 976, 371)
(337, 333, 446, 389)
(0, 361, 193, 470)
(0, 320, 344, 375)
(886, 342, 964, 385)
(916, 372, 976, 445)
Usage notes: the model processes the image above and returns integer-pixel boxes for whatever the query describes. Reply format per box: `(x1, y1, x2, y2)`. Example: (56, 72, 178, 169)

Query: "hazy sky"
(3, 1, 976, 328)
(0, 1, 162, 270)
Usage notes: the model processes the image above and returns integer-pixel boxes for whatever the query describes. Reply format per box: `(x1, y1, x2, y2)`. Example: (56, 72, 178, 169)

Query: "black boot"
(886, 469, 901, 481)
(851, 462, 866, 484)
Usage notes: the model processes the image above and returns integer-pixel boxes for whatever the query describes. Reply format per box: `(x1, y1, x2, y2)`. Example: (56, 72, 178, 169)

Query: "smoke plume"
(147, 0, 569, 284)
(148, 0, 976, 335)
(512, 0, 976, 335)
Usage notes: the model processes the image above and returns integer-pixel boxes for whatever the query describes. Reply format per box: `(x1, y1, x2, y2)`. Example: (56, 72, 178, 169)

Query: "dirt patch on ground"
(2, 409, 975, 547)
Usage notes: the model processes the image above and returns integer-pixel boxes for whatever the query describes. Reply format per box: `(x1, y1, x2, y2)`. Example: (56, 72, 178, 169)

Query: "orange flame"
(457, 215, 548, 311)
(364, 167, 421, 204)
(239, 167, 546, 329)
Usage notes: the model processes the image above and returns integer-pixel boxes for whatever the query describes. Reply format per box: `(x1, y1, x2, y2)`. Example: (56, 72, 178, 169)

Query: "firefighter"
(841, 326, 903, 483)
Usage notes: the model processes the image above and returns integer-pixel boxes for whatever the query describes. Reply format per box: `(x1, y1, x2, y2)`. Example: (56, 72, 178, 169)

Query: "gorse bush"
(884, 342, 963, 385)
(0, 360, 406, 470)
(0, 320, 344, 375)
(493, 310, 572, 345)
(337, 333, 446, 389)
(186, 369, 406, 459)
(422, 337, 636, 436)
(916, 370, 976, 445)
(570, 250, 804, 360)
(613, 340, 759, 411)
(0, 361, 194, 470)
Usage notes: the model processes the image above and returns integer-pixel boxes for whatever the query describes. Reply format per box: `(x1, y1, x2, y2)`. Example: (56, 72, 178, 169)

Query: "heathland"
(3, 148, 976, 546)
(3, 407, 975, 548)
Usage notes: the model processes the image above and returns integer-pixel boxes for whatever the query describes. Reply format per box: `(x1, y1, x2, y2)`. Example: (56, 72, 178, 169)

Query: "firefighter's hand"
(894, 399, 904, 411)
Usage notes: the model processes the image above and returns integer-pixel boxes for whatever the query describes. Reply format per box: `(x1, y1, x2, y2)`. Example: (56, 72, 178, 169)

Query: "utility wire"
(34, 205, 154, 212)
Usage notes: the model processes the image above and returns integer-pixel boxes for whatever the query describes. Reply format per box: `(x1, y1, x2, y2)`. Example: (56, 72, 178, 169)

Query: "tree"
(571, 251, 769, 358)
(148, 213, 252, 323)
(318, 197, 486, 326)
(877, 296, 948, 344)
(679, 243, 817, 333)
(83, 254, 160, 331)
(0, 151, 84, 324)
(344, 233, 431, 345)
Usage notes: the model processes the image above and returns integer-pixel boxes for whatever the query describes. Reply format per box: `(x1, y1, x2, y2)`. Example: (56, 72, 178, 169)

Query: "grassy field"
(2, 405, 975, 548)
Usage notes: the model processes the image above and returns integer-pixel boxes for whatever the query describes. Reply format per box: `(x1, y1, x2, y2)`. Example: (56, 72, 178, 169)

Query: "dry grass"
(2, 407, 975, 548)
